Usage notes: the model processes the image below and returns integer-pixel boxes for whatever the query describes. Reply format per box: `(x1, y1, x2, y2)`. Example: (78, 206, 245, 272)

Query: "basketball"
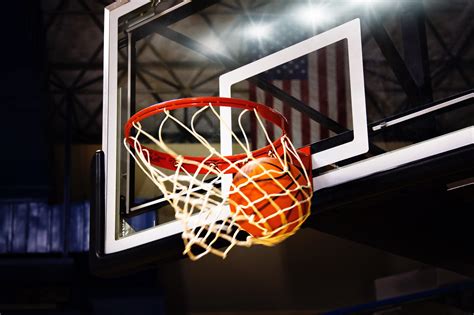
(228, 157, 311, 240)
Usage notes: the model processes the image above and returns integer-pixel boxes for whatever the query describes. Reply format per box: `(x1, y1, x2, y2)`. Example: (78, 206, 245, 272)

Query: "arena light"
(294, 4, 332, 28)
(202, 36, 225, 54)
(245, 22, 271, 40)
(302, 6, 329, 23)
(350, 0, 385, 6)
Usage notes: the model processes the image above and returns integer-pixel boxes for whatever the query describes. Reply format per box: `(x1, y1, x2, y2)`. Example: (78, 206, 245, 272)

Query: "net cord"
(124, 102, 312, 260)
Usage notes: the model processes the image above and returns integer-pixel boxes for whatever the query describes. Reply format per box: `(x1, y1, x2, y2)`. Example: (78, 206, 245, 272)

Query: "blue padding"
(51, 203, 64, 252)
(0, 203, 13, 252)
(12, 203, 28, 253)
(127, 211, 156, 232)
(0, 201, 90, 254)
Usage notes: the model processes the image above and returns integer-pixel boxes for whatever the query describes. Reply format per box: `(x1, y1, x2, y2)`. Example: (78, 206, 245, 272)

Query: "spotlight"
(302, 6, 328, 22)
(202, 36, 225, 54)
(294, 5, 332, 27)
(246, 23, 271, 40)
(350, 0, 385, 6)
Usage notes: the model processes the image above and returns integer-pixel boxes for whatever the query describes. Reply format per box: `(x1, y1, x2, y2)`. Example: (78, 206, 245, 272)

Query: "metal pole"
(127, 31, 136, 215)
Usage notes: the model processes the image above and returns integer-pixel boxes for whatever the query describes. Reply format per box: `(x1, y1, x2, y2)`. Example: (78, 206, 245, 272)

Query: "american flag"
(248, 39, 352, 150)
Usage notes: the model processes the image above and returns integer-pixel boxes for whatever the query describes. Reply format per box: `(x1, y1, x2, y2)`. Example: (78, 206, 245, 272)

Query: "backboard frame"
(101, 1, 371, 256)
(219, 18, 369, 175)
(93, 0, 474, 273)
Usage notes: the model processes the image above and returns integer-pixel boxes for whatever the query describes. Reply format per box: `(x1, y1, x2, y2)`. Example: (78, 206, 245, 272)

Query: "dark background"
(0, 1, 49, 199)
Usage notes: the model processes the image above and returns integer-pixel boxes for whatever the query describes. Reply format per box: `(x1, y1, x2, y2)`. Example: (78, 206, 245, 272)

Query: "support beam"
(124, 0, 221, 45)
(127, 31, 137, 214)
(399, 0, 432, 107)
(366, 8, 421, 108)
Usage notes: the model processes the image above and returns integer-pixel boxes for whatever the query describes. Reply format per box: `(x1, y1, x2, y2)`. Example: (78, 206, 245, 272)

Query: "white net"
(124, 99, 313, 260)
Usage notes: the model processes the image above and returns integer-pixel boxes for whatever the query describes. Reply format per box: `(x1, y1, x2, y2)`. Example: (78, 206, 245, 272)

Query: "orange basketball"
(228, 157, 311, 240)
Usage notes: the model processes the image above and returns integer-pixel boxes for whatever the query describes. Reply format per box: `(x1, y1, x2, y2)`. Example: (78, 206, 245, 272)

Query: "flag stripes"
(249, 40, 351, 151)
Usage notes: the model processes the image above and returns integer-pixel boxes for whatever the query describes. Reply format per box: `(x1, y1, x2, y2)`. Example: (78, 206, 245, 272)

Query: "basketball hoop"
(124, 97, 313, 260)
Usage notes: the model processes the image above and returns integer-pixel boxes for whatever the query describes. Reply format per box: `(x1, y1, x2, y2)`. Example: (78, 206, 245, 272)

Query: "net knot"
(174, 156, 184, 168)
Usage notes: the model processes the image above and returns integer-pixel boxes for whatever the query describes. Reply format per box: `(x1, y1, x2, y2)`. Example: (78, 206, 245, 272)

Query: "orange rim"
(124, 97, 290, 174)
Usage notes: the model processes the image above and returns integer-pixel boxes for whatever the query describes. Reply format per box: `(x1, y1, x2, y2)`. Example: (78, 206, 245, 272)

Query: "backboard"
(91, 0, 473, 274)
